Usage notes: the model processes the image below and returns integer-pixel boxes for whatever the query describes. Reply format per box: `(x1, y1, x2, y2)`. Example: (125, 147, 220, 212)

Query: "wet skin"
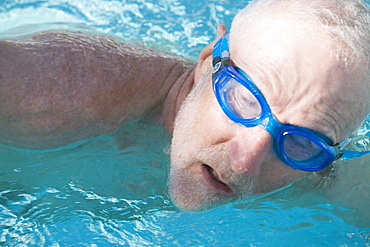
(169, 16, 370, 211)
(0, 31, 195, 148)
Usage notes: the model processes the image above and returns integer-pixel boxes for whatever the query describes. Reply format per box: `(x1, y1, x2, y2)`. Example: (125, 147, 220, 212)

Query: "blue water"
(0, 0, 370, 246)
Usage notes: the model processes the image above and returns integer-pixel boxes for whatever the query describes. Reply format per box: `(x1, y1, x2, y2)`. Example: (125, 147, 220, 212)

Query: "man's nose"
(227, 126, 274, 176)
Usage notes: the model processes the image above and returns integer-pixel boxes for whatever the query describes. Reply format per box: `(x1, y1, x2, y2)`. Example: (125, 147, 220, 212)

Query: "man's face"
(169, 14, 366, 211)
(169, 69, 307, 211)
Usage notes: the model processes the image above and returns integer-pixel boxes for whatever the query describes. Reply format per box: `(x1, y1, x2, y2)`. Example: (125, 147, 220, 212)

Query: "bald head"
(229, 0, 370, 142)
(231, 0, 370, 65)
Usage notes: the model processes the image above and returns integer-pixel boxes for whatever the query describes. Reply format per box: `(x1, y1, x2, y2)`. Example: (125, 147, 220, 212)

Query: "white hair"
(230, 0, 370, 69)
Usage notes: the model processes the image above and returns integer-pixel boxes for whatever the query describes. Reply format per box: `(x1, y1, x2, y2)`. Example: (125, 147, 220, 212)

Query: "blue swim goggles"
(212, 33, 370, 172)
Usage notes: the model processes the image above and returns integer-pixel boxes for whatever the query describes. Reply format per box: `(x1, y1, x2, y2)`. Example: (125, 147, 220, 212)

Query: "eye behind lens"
(223, 78, 262, 120)
(278, 132, 335, 172)
(283, 134, 323, 161)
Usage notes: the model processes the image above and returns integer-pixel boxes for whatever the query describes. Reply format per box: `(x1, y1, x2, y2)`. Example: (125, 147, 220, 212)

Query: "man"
(0, 0, 370, 212)
(170, 0, 370, 211)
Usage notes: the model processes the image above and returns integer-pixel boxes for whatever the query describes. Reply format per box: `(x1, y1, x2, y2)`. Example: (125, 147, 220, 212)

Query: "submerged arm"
(0, 30, 196, 148)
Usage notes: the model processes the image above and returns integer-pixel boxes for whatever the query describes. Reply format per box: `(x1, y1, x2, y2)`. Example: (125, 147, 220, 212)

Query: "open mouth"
(205, 164, 225, 185)
(203, 164, 233, 194)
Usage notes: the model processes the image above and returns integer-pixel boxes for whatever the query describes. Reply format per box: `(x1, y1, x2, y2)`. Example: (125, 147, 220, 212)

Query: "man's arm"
(0, 30, 195, 149)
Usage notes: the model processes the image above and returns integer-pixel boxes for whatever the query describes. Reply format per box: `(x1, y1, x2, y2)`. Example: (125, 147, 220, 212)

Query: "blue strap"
(340, 149, 370, 159)
(212, 33, 231, 75)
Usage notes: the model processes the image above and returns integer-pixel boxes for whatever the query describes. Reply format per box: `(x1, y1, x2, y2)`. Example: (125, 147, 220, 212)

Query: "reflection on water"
(0, 0, 248, 59)
(0, 118, 176, 245)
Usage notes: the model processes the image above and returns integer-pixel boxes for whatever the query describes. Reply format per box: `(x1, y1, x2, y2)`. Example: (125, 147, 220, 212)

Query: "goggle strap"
(212, 34, 231, 75)
(212, 57, 231, 76)
(212, 56, 221, 68)
(340, 149, 370, 159)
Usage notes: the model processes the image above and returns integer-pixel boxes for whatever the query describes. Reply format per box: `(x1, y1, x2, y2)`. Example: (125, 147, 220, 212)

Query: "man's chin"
(169, 169, 235, 211)
(170, 188, 234, 212)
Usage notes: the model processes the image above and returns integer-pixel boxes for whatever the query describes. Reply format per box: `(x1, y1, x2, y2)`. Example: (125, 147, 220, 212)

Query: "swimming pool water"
(0, 0, 370, 246)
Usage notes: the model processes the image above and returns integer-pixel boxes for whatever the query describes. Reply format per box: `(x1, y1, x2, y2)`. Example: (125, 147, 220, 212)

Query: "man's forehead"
(228, 14, 335, 96)
(226, 12, 368, 142)
(229, 10, 330, 66)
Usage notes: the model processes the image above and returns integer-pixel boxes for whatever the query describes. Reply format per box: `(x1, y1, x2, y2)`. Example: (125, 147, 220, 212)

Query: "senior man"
(170, 0, 370, 211)
(1, 0, 370, 212)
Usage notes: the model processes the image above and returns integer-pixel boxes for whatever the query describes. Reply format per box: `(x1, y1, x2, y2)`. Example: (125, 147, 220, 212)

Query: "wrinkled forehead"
(229, 7, 330, 73)
(228, 11, 368, 142)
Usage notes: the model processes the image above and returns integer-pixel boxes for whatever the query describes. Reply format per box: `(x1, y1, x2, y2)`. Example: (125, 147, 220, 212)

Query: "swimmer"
(0, 0, 370, 212)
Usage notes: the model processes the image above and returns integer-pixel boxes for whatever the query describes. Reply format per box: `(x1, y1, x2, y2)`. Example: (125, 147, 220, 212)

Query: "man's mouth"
(206, 165, 225, 184)
(203, 164, 233, 194)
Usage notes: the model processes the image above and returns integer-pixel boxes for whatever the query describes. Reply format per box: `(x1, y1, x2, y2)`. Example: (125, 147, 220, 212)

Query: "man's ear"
(194, 24, 227, 84)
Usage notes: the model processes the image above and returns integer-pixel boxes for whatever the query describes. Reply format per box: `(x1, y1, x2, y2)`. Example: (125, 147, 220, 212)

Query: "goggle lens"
(282, 134, 324, 161)
(223, 77, 262, 119)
